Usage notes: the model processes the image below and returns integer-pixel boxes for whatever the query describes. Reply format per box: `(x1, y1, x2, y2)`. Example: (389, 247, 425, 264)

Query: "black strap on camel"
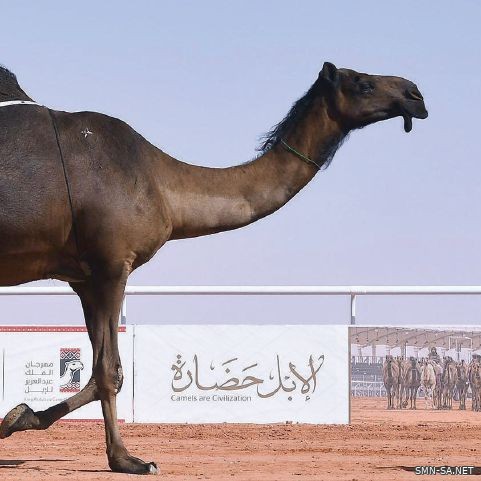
(47, 108, 81, 257)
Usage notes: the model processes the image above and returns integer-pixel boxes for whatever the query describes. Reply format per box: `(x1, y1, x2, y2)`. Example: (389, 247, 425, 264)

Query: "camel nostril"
(406, 89, 424, 101)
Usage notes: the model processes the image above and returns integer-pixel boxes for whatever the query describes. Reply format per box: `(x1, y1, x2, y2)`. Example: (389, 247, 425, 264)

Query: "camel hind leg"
(0, 281, 102, 438)
(0, 379, 98, 438)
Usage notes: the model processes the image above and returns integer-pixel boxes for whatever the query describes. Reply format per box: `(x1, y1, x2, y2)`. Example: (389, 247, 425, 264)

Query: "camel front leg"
(85, 274, 157, 475)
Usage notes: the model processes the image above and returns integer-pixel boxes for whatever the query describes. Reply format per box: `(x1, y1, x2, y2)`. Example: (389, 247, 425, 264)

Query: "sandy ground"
(1, 398, 481, 480)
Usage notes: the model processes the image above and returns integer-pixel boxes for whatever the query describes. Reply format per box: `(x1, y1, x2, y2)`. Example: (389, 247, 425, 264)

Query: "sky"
(0, 1, 480, 325)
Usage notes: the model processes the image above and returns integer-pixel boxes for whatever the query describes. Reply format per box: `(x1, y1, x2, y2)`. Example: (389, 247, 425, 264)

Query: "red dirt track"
(1, 397, 481, 480)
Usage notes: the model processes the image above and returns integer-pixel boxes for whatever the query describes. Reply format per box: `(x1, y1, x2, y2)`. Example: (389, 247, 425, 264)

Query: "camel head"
(318, 62, 428, 133)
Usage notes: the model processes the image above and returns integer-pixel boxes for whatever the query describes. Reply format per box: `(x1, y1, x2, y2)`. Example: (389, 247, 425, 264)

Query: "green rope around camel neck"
(280, 139, 321, 170)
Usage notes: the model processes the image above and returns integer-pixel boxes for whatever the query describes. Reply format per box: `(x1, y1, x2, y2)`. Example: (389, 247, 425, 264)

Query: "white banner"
(133, 325, 349, 424)
(0, 326, 133, 422)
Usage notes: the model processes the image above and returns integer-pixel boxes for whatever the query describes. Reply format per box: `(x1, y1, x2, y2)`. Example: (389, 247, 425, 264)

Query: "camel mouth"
(402, 113, 413, 133)
(400, 101, 428, 133)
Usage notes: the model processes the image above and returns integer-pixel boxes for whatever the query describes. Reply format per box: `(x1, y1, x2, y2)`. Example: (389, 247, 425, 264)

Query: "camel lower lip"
(403, 114, 412, 133)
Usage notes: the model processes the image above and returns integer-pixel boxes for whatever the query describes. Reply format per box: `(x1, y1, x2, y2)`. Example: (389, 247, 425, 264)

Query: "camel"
(469, 357, 481, 411)
(397, 357, 406, 408)
(441, 357, 458, 409)
(0, 62, 427, 474)
(398, 357, 413, 409)
(402, 358, 421, 409)
(431, 360, 444, 409)
(383, 356, 400, 409)
(421, 360, 436, 410)
(455, 360, 468, 410)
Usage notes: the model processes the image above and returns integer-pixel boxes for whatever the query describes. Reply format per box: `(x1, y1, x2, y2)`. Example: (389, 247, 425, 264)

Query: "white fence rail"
(0, 285, 480, 325)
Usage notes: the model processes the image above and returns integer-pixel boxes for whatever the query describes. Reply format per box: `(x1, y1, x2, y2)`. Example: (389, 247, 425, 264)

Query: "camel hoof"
(109, 456, 159, 475)
(0, 403, 37, 439)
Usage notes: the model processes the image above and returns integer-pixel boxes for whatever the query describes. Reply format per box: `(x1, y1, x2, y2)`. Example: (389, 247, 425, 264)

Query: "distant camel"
(469, 358, 481, 411)
(456, 361, 468, 410)
(431, 360, 444, 409)
(397, 358, 406, 408)
(0, 62, 427, 474)
(383, 356, 400, 409)
(398, 357, 411, 409)
(421, 360, 436, 410)
(442, 357, 458, 409)
(403, 358, 421, 409)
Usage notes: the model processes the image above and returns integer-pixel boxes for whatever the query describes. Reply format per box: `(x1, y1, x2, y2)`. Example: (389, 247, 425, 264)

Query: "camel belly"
(0, 251, 86, 286)
(0, 253, 50, 285)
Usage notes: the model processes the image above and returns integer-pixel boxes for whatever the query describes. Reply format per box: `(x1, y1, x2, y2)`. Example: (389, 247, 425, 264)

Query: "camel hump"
(0, 65, 33, 102)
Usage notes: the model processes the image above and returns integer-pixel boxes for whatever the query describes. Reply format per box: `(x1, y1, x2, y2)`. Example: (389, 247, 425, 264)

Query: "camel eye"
(359, 81, 374, 94)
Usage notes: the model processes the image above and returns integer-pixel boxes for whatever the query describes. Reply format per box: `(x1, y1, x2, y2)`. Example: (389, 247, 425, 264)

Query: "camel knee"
(94, 361, 124, 397)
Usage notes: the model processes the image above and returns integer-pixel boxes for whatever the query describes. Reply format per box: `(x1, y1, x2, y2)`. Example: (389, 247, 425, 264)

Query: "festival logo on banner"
(59, 348, 84, 393)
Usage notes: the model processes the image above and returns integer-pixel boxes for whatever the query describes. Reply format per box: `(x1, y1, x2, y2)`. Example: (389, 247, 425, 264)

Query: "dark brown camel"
(403, 357, 421, 409)
(0, 62, 427, 474)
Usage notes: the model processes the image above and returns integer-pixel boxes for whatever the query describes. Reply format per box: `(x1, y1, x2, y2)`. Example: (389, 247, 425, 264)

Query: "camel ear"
(319, 62, 339, 86)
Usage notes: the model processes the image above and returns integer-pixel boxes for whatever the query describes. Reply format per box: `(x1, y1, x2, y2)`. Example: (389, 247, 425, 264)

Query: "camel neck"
(161, 101, 346, 240)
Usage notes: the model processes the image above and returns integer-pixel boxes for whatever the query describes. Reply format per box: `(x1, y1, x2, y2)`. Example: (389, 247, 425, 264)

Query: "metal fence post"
(120, 296, 127, 325)
(350, 294, 356, 325)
